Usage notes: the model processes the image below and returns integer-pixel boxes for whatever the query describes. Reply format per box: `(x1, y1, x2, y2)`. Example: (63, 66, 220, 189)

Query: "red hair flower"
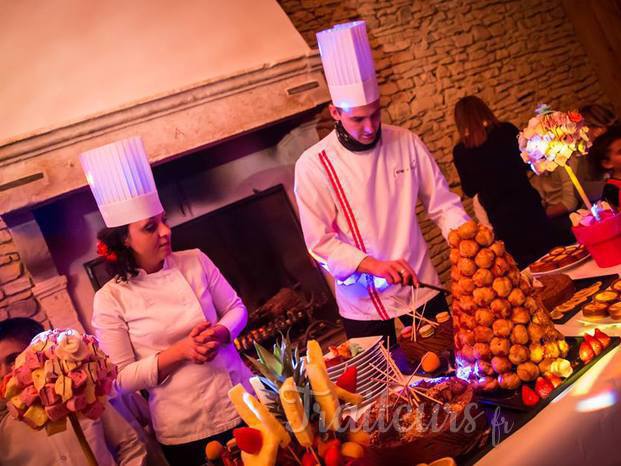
(96, 240, 118, 262)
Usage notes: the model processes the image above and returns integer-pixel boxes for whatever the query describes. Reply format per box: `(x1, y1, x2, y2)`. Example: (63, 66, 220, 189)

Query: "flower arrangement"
(518, 104, 591, 175)
(1, 328, 117, 466)
(519, 104, 597, 218)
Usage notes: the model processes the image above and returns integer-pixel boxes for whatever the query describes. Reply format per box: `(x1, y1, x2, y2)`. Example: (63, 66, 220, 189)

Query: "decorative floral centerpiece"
(518, 104, 590, 174)
(518, 104, 596, 216)
(1, 328, 117, 466)
(519, 104, 621, 266)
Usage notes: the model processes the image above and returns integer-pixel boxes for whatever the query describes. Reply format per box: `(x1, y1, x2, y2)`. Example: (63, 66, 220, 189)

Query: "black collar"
(335, 121, 382, 152)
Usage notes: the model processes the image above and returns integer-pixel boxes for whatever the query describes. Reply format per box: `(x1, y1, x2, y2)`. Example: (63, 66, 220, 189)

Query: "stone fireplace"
(0, 0, 333, 339)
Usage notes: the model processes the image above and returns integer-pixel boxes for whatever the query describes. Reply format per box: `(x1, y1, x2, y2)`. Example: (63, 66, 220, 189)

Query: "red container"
(572, 212, 621, 267)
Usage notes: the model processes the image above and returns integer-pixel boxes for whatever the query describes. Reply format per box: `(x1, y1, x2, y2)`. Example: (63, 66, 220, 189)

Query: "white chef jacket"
(294, 125, 469, 321)
(92, 249, 253, 445)
(0, 400, 147, 466)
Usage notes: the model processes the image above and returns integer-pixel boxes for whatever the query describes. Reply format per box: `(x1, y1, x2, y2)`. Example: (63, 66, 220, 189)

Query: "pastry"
(594, 290, 619, 304)
(473, 287, 495, 306)
(507, 288, 526, 307)
(491, 356, 512, 374)
(490, 241, 505, 257)
(611, 279, 621, 293)
(458, 258, 477, 277)
(608, 302, 621, 320)
(490, 337, 510, 356)
(582, 303, 608, 320)
(490, 299, 511, 318)
(534, 274, 575, 310)
(498, 372, 521, 390)
(508, 344, 528, 365)
(492, 319, 513, 338)
(475, 309, 494, 327)
(492, 277, 512, 298)
(510, 325, 529, 345)
(475, 227, 494, 246)
(474, 326, 494, 343)
(473, 269, 494, 287)
(492, 257, 511, 277)
(419, 324, 435, 338)
(516, 362, 539, 382)
(457, 220, 478, 239)
(510, 307, 530, 324)
(449, 248, 461, 265)
(459, 240, 479, 258)
(474, 249, 495, 269)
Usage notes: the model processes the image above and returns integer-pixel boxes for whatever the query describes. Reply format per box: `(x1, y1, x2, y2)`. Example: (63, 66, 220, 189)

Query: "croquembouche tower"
(448, 220, 569, 391)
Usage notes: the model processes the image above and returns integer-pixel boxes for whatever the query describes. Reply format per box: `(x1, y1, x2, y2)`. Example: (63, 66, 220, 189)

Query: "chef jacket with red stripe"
(294, 124, 469, 321)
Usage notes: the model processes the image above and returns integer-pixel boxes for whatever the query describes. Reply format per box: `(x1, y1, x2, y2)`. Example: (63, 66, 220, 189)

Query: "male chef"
(294, 21, 469, 342)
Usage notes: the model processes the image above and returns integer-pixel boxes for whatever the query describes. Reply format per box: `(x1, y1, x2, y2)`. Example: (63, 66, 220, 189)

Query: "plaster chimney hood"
(0, 0, 329, 214)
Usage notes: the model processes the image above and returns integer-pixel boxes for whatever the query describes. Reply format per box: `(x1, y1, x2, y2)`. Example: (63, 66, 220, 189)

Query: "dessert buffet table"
(474, 260, 621, 466)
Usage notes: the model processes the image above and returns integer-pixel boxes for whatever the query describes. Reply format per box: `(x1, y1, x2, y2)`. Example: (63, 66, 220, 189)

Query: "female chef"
(81, 137, 253, 466)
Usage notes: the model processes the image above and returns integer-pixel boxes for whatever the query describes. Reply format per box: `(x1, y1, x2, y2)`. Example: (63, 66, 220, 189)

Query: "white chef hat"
(316, 21, 379, 109)
(80, 136, 164, 228)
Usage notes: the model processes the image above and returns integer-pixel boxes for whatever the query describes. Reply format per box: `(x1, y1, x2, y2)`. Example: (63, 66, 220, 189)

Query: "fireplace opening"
(84, 184, 340, 352)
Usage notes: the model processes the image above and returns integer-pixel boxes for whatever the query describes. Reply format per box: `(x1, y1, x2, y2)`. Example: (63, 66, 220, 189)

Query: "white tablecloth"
(475, 259, 621, 466)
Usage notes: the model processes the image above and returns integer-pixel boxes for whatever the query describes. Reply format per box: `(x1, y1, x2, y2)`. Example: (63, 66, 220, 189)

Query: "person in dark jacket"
(452, 96, 558, 268)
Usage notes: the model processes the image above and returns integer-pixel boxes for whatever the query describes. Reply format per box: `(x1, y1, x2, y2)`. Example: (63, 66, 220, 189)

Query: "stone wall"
(278, 0, 609, 284)
(0, 216, 49, 328)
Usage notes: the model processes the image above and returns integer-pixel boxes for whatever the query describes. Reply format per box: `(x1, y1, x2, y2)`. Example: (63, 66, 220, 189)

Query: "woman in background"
(452, 96, 556, 268)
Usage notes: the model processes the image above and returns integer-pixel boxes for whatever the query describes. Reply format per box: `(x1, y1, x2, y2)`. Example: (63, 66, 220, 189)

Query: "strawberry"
(579, 341, 595, 363)
(535, 376, 554, 399)
(594, 329, 611, 348)
(336, 366, 358, 393)
(233, 427, 263, 455)
(302, 450, 319, 466)
(324, 445, 343, 466)
(584, 334, 603, 356)
(319, 439, 341, 458)
(546, 374, 563, 389)
(521, 385, 540, 407)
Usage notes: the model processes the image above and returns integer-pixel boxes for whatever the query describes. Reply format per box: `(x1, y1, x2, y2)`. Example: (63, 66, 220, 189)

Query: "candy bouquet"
(1, 328, 117, 466)
(519, 105, 621, 266)
(518, 104, 594, 211)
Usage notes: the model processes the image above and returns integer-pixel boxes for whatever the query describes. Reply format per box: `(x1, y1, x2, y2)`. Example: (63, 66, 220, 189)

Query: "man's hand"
(357, 256, 419, 286)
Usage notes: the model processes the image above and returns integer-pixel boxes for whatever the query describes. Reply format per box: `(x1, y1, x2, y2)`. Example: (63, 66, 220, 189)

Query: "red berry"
(546, 374, 562, 388)
(324, 445, 343, 466)
(233, 427, 263, 455)
(302, 450, 318, 466)
(336, 367, 358, 393)
(594, 329, 611, 348)
(521, 385, 540, 407)
(579, 341, 595, 363)
(584, 334, 603, 356)
(535, 376, 554, 399)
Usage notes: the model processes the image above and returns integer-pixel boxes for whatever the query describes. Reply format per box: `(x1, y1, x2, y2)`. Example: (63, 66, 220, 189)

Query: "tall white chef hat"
(80, 136, 164, 228)
(316, 21, 379, 109)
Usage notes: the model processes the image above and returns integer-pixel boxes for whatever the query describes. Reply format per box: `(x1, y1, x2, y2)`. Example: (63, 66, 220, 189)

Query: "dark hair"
(454, 96, 500, 148)
(588, 125, 621, 178)
(580, 104, 618, 130)
(97, 225, 139, 282)
(0, 318, 44, 346)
